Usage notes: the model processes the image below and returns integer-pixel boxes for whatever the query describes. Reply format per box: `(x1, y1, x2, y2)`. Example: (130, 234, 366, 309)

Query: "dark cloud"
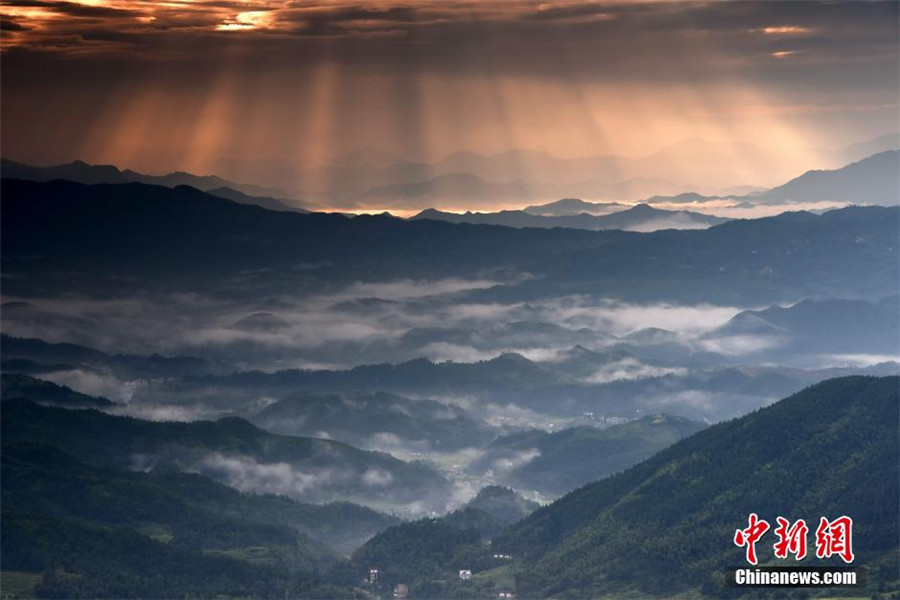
(2, 1, 894, 84)
(0, 1, 895, 171)
(0, 15, 30, 30)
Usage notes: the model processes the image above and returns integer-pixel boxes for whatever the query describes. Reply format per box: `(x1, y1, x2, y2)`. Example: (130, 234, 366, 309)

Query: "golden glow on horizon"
(760, 26, 811, 35)
(307, 197, 859, 220)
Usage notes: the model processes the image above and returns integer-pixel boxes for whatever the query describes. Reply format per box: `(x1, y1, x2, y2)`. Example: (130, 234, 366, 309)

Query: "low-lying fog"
(3, 275, 897, 514)
(1, 278, 748, 370)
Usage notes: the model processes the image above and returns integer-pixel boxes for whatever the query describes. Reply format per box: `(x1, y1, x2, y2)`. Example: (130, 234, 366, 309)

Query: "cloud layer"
(2, 1, 896, 183)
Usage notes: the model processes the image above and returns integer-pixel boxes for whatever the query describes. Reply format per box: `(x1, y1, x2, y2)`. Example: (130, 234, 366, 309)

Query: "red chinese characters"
(734, 513, 770, 565)
(773, 517, 809, 560)
(735, 514, 855, 565)
(815, 516, 855, 564)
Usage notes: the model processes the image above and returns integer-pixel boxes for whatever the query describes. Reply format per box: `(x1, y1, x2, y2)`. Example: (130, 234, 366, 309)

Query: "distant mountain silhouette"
(0, 334, 235, 380)
(640, 191, 728, 204)
(706, 295, 900, 357)
(352, 171, 685, 209)
(206, 137, 825, 203)
(355, 145, 898, 213)
(557, 149, 899, 209)
(349, 139, 793, 201)
(758, 150, 899, 205)
(596, 203, 728, 231)
(0, 158, 307, 211)
(537, 204, 899, 304)
(8, 137, 895, 213)
(523, 197, 626, 216)
(1, 158, 132, 184)
(3, 179, 898, 306)
(835, 132, 899, 165)
(412, 204, 729, 232)
(205, 186, 306, 213)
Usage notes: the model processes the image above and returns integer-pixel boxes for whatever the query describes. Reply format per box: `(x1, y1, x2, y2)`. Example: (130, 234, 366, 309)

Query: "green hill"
(463, 486, 540, 524)
(3, 441, 399, 555)
(1, 399, 451, 510)
(1, 373, 117, 408)
(2, 444, 333, 563)
(471, 415, 706, 496)
(1, 444, 355, 598)
(154, 473, 401, 555)
(495, 376, 900, 597)
(331, 486, 539, 596)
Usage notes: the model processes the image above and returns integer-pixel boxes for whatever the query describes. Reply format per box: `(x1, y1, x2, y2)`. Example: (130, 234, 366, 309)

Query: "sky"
(1, 0, 898, 194)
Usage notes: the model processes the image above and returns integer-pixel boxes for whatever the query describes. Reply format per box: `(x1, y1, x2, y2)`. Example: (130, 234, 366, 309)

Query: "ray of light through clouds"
(1, 0, 897, 206)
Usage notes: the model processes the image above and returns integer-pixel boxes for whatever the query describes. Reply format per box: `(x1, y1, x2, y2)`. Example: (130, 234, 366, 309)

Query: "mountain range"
(5, 134, 896, 211)
(757, 150, 899, 205)
(314, 377, 899, 597)
(352, 173, 690, 210)
(212, 141, 775, 205)
(128, 345, 898, 423)
(210, 135, 897, 208)
(0, 334, 235, 380)
(703, 295, 900, 360)
(3, 178, 897, 306)
(643, 150, 900, 208)
(493, 376, 899, 597)
(250, 391, 497, 452)
(1, 139, 898, 599)
(522, 197, 627, 216)
(0, 158, 308, 212)
(4, 372, 897, 600)
(412, 203, 729, 232)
